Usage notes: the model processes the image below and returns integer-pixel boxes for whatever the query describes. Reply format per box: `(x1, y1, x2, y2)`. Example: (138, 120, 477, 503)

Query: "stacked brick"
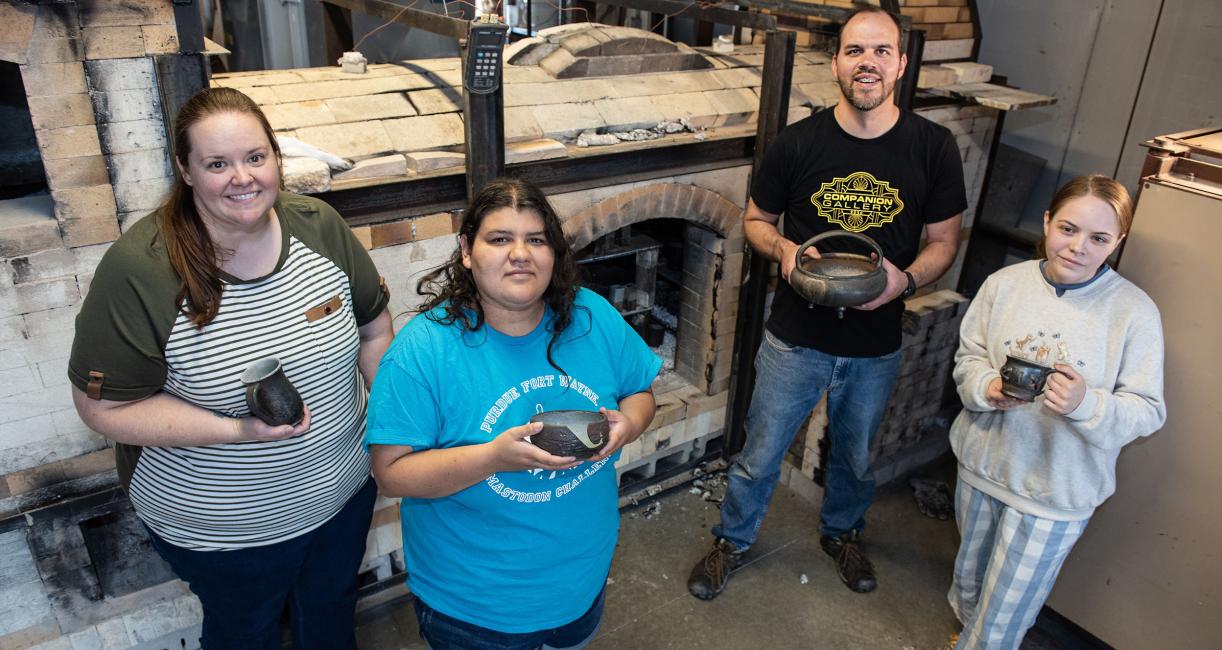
(873, 290, 969, 460)
(900, 0, 974, 43)
(748, 0, 976, 61)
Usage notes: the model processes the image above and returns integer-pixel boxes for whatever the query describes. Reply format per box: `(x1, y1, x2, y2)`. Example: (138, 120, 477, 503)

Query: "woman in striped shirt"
(69, 87, 393, 649)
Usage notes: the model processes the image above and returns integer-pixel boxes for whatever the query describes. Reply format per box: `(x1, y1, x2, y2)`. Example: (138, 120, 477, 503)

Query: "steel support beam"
(896, 27, 924, 111)
(463, 81, 505, 201)
(724, 29, 794, 459)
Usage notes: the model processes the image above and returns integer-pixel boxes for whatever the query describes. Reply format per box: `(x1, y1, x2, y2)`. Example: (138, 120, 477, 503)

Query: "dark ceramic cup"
(528, 410, 610, 459)
(999, 354, 1066, 402)
(240, 357, 304, 426)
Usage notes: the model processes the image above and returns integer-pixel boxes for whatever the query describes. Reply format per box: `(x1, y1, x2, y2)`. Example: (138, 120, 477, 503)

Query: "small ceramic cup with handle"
(240, 357, 305, 426)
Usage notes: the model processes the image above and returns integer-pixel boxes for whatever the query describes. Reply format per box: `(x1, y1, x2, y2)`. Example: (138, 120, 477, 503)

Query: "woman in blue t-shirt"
(367, 178, 661, 649)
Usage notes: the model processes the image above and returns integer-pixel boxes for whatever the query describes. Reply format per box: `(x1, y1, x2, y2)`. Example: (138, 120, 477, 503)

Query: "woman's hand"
(589, 407, 641, 462)
(1043, 364, 1086, 415)
(234, 403, 312, 442)
(488, 421, 579, 472)
(985, 378, 1026, 411)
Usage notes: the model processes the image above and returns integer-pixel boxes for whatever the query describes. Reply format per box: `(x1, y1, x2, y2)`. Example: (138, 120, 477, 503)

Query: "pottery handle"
(794, 231, 884, 275)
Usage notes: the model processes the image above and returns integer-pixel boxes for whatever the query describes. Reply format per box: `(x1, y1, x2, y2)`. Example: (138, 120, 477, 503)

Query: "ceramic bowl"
(528, 410, 610, 459)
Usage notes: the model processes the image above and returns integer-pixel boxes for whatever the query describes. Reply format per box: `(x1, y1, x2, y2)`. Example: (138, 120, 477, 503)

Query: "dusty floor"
(353, 455, 1079, 649)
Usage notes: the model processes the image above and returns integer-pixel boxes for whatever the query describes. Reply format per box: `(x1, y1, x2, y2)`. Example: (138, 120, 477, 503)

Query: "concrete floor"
(353, 456, 1072, 649)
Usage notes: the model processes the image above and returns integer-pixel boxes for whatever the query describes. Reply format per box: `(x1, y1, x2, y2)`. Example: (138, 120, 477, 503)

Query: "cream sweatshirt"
(950, 260, 1166, 520)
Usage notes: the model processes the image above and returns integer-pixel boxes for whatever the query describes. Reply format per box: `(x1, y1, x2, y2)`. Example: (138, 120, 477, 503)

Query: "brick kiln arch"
(562, 183, 742, 249)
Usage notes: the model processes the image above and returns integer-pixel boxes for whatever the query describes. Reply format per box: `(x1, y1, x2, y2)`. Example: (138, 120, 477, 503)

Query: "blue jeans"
(713, 330, 900, 549)
(146, 478, 377, 650)
(413, 586, 605, 650)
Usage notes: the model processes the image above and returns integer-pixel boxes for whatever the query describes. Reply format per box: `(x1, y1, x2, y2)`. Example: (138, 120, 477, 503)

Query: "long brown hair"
(416, 177, 582, 372)
(159, 87, 282, 327)
(1038, 174, 1133, 259)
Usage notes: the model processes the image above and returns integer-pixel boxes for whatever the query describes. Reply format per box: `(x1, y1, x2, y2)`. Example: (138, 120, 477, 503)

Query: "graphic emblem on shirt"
(1006, 331, 1086, 369)
(477, 373, 611, 503)
(809, 171, 904, 232)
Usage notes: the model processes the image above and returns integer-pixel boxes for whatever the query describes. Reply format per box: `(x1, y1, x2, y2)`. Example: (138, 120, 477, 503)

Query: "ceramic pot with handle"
(789, 231, 888, 317)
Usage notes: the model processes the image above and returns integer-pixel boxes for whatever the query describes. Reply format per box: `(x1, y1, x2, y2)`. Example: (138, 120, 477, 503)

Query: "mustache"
(854, 65, 881, 75)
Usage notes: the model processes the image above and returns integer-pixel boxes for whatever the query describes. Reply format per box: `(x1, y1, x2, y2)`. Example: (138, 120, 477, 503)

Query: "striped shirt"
(70, 194, 388, 550)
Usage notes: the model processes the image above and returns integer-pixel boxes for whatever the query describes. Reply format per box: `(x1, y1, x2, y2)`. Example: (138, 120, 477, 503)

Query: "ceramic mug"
(999, 354, 1066, 402)
(240, 357, 304, 426)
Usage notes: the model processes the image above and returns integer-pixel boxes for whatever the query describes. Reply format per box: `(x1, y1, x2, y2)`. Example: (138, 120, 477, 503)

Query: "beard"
(836, 69, 897, 112)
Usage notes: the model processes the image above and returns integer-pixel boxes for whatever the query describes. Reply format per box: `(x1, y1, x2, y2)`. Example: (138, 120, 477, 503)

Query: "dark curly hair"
(416, 177, 583, 372)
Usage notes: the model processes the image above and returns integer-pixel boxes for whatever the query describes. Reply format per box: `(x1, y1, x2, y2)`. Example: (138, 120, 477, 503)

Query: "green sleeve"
(277, 193, 389, 326)
(68, 213, 183, 402)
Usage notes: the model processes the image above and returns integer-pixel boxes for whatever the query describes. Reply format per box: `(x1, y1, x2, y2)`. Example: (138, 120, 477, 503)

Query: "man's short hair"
(833, 5, 904, 52)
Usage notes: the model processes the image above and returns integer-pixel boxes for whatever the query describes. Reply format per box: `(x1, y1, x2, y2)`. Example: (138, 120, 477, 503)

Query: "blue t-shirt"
(366, 288, 661, 633)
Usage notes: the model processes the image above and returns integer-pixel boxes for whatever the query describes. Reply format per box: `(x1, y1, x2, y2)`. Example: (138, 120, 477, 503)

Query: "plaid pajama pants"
(948, 479, 1089, 650)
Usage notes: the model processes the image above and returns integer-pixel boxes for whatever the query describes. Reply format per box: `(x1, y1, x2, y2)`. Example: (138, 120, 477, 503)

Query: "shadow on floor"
(354, 454, 1097, 649)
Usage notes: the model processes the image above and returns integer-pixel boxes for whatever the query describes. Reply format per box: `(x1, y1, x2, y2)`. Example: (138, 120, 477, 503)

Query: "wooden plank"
(922, 37, 974, 61)
(593, 0, 778, 31)
(926, 82, 1056, 111)
(943, 22, 974, 39)
(321, 0, 468, 41)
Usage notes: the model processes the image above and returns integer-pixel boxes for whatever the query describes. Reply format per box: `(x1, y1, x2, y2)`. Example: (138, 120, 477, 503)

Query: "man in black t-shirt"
(688, 7, 966, 598)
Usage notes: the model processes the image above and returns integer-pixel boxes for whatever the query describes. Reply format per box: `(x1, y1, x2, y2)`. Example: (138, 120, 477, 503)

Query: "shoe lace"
(703, 540, 735, 584)
(837, 539, 874, 577)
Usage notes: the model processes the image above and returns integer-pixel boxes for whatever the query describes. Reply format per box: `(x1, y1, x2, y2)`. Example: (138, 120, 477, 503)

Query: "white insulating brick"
(2, 276, 80, 317)
(0, 348, 24, 370)
(0, 533, 54, 637)
(112, 176, 172, 213)
(0, 365, 38, 399)
(31, 636, 73, 650)
(172, 595, 203, 630)
(36, 357, 68, 388)
(94, 88, 163, 124)
(683, 409, 714, 440)
(0, 315, 27, 343)
(0, 384, 73, 426)
(85, 57, 155, 92)
(93, 616, 134, 650)
(123, 599, 180, 644)
(371, 521, 402, 557)
(14, 324, 75, 365)
(99, 118, 167, 155)
(9, 249, 77, 285)
(108, 149, 172, 186)
(24, 305, 82, 335)
(67, 626, 105, 650)
(0, 413, 55, 473)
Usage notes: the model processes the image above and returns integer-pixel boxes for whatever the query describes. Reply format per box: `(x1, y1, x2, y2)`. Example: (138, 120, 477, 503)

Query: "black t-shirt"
(753, 108, 966, 357)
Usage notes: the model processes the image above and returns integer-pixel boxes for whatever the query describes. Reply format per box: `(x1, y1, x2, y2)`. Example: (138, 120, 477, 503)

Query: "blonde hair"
(1039, 174, 1133, 259)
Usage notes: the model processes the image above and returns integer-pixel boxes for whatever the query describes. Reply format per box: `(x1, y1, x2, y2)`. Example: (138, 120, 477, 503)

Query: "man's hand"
(854, 257, 907, 311)
(779, 240, 820, 283)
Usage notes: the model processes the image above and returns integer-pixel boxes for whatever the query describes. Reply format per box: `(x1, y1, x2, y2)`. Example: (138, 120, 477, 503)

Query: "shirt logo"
(809, 171, 904, 232)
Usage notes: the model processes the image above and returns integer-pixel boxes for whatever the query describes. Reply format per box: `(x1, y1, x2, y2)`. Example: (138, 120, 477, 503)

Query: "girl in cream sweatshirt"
(947, 175, 1166, 650)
